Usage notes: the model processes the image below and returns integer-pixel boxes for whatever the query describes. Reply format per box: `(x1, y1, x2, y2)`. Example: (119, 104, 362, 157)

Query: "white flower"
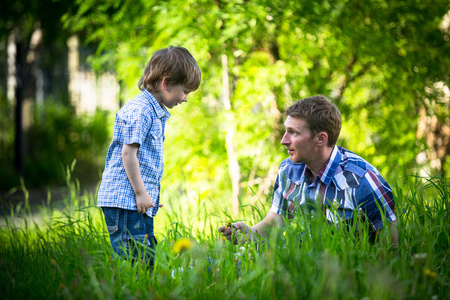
(357, 208, 364, 219)
(413, 253, 427, 260)
(331, 199, 340, 210)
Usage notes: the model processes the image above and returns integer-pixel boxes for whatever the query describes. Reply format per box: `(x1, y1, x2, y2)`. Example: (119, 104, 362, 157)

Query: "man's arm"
(390, 220, 399, 245)
(122, 143, 162, 214)
(218, 210, 285, 244)
(357, 170, 397, 246)
(376, 220, 398, 246)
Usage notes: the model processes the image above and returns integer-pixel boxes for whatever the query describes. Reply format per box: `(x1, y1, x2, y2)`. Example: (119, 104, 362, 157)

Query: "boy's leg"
(102, 207, 157, 269)
(127, 211, 157, 271)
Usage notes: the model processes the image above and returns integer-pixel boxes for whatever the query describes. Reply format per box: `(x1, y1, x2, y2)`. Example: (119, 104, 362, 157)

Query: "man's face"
(160, 84, 190, 109)
(281, 116, 317, 163)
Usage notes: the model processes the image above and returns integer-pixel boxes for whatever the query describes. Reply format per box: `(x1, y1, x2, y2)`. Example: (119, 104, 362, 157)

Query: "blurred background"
(1, 0, 449, 214)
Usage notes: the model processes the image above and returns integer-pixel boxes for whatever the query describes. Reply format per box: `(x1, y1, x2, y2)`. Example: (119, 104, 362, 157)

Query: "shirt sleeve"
(270, 163, 293, 216)
(115, 107, 152, 146)
(270, 172, 285, 215)
(356, 170, 396, 231)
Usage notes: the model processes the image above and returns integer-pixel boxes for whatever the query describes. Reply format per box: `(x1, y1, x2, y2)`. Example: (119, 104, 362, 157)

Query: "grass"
(1, 174, 449, 299)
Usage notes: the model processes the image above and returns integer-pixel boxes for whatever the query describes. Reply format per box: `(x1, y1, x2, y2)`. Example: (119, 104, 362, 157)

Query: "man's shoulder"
(338, 146, 379, 179)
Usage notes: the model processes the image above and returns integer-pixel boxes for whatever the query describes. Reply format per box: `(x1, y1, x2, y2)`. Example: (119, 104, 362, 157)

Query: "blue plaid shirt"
(271, 146, 396, 231)
(97, 89, 170, 217)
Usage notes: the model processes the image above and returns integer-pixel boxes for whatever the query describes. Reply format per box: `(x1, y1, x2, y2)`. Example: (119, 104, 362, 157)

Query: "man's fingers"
(232, 222, 241, 231)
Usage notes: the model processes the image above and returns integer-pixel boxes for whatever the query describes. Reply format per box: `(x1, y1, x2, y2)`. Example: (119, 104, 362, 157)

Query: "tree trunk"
(12, 31, 24, 176)
(222, 54, 241, 216)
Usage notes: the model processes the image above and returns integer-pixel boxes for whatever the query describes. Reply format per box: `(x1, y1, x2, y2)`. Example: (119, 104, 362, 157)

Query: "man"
(219, 95, 398, 245)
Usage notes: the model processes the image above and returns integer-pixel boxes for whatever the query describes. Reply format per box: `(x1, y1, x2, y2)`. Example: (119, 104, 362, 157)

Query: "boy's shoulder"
(118, 90, 168, 119)
(118, 93, 152, 115)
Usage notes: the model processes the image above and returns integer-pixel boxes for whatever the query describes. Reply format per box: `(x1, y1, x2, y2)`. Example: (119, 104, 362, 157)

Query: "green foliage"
(0, 96, 19, 189)
(59, 0, 450, 202)
(0, 100, 111, 189)
(24, 100, 111, 187)
(1, 174, 449, 299)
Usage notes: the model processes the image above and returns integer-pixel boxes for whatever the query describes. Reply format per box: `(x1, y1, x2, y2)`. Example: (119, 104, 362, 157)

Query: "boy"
(97, 46, 201, 268)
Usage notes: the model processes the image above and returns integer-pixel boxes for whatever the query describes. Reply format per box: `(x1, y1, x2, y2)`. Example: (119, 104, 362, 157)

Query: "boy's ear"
(161, 77, 168, 90)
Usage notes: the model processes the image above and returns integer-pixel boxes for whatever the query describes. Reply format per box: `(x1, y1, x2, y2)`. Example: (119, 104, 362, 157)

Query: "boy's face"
(160, 84, 190, 109)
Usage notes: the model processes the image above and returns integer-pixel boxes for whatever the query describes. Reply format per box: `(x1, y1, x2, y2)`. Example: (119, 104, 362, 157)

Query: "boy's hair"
(286, 95, 341, 147)
(138, 46, 201, 92)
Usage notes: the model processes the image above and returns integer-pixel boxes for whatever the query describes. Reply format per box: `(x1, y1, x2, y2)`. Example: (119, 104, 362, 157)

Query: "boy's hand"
(135, 193, 163, 214)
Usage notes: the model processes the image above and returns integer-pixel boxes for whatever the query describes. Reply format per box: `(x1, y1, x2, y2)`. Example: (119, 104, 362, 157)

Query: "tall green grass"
(1, 175, 448, 299)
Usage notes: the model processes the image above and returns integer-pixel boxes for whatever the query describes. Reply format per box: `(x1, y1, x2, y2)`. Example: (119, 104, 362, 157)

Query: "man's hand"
(218, 211, 285, 244)
(218, 222, 252, 244)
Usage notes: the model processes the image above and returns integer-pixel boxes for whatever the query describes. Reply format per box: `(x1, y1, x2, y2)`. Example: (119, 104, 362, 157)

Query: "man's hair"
(286, 95, 341, 147)
(138, 46, 201, 92)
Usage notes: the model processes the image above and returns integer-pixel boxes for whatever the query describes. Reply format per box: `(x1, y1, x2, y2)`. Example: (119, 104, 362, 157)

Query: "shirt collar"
(142, 89, 171, 119)
(317, 145, 342, 187)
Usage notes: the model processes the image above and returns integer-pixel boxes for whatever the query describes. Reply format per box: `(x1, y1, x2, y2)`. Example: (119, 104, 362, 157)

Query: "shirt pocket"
(150, 120, 164, 143)
(151, 131, 164, 142)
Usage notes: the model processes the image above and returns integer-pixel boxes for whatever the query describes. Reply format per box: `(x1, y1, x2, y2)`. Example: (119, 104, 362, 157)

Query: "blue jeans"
(102, 207, 157, 269)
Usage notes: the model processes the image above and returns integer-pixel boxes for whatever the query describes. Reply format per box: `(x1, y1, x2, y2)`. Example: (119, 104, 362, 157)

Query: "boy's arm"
(122, 143, 162, 214)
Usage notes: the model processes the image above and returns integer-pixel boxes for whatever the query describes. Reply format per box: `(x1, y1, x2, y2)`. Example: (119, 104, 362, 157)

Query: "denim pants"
(102, 207, 157, 269)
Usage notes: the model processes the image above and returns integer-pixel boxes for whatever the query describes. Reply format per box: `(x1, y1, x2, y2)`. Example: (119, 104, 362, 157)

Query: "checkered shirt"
(97, 89, 170, 217)
(271, 146, 396, 231)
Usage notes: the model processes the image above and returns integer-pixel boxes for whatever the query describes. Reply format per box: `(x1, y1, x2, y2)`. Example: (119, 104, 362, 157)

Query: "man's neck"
(306, 146, 334, 179)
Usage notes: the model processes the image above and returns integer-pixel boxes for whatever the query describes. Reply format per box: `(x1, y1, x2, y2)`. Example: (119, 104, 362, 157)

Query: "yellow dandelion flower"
(143, 234, 149, 245)
(172, 238, 193, 254)
(59, 283, 65, 289)
(424, 268, 437, 279)
(226, 219, 232, 228)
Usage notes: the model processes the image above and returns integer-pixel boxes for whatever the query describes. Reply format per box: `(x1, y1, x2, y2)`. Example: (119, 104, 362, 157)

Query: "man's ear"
(316, 132, 328, 147)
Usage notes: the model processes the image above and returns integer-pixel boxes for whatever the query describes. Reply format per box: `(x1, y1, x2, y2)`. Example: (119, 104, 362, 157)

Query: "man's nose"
(281, 133, 289, 145)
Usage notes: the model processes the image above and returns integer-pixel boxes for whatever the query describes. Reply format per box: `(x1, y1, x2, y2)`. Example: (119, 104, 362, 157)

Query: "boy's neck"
(150, 90, 164, 108)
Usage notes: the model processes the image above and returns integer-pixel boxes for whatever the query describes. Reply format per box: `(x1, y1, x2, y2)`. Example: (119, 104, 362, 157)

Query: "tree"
(1, 0, 78, 176)
(62, 0, 450, 214)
